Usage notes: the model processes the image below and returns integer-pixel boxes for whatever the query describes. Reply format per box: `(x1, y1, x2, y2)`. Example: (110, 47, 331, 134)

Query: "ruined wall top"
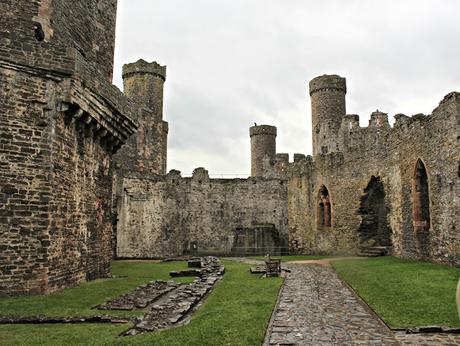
(122, 59, 167, 81)
(250, 125, 277, 137)
(309, 75, 347, 96)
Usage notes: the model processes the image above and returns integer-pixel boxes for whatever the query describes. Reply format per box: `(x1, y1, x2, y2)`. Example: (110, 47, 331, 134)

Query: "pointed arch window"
(412, 159, 430, 231)
(317, 185, 331, 228)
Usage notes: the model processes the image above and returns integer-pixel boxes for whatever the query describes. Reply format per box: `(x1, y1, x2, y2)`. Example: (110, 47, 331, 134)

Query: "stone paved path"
(265, 264, 380, 345)
(264, 263, 460, 346)
(265, 264, 398, 345)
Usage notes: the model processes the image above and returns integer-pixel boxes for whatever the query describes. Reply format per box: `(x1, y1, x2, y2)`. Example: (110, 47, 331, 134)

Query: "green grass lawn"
(0, 261, 192, 317)
(332, 256, 460, 328)
(250, 255, 332, 262)
(0, 260, 282, 346)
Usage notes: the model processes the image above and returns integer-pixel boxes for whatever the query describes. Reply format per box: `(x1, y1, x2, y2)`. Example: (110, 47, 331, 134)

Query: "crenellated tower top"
(309, 74, 347, 156)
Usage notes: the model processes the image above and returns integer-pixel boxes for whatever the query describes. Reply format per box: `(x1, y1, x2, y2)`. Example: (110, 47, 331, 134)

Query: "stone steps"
(358, 246, 391, 257)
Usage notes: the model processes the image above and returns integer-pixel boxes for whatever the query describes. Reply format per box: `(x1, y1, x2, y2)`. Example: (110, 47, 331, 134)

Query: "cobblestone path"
(264, 264, 460, 346)
(264, 264, 397, 345)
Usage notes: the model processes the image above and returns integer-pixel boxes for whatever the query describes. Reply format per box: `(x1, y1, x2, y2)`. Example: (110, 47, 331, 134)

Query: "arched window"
(412, 159, 430, 232)
(317, 185, 331, 228)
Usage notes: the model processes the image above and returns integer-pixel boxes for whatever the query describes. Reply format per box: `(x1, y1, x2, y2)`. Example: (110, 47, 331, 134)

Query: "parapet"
(122, 59, 167, 81)
(293, 153, 307, 162)
(341, 114, 360, 130)
(369, 110, 390, 127)
(166, 169, 182, 179)
(249, 125, 277, 137)
(309, 74, 347, 96)
(192, 167, 210, 181)
(275, 153, 289, 164)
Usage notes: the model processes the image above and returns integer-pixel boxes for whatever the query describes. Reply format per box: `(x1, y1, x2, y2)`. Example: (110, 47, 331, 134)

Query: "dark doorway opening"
(357, 176, 392, 252)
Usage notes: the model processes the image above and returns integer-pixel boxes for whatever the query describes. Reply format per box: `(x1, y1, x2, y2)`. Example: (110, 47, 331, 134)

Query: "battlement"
(276, 153, 289, 164)
(369, 110, 390, 128)
(249, 125, 277, 137)
(309, 74, 347, 96)
(122, 59, 167, 81)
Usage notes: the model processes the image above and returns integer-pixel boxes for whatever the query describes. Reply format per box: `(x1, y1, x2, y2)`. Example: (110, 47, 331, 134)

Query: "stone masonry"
(0, 0, 137, 295)
(116, 73, 459, 265)
(286, 76, 459, 265)
(116, 168, 288, 258)
(1, 0, 458, 297)
(117, 75, 460, 264)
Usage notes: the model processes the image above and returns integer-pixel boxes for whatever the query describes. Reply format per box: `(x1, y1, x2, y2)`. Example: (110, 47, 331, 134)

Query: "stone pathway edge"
(262, 272, 287, 346)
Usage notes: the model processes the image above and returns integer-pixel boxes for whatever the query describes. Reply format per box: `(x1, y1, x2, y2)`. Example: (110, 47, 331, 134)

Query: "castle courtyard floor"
(263, 262, 460, 346)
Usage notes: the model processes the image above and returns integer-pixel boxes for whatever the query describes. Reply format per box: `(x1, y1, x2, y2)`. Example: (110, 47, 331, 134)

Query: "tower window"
(33, 22, 45, 42)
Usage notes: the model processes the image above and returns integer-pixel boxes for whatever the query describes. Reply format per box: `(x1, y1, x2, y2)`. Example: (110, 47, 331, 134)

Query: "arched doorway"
(317, 185, 331, 228)
(357, 176, 392, 250)
(412, 159, 430, 232)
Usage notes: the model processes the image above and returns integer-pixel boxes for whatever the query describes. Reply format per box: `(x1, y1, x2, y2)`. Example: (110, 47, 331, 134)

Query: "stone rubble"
(96, 280, 181, 310)
(0, 315, 130, 325)
(122, 257, 225, 336)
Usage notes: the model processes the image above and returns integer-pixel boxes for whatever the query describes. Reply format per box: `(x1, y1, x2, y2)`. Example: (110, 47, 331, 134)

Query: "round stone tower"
(309, 75, 347, 156)
(122, 59, 166, 121)
(250, 125, 277, 177)
(117, 60, 168, 175)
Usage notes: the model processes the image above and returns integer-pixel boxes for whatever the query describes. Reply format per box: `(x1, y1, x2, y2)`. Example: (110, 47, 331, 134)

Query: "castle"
(1, 1, 459, 296)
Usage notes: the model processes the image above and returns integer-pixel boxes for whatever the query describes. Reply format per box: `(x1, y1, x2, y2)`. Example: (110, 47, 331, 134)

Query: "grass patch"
(332, 256, 460, 328)
(0, 260, 282, 346)
(0, 261, 192, 317)
(249, 255, 332, 262)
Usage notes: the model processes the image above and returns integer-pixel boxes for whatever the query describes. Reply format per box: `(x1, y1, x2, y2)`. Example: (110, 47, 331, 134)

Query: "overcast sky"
(113, 0, 460, 176)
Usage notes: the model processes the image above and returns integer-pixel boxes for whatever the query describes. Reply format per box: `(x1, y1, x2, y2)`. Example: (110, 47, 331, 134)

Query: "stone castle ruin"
(1, 1, 459, 296)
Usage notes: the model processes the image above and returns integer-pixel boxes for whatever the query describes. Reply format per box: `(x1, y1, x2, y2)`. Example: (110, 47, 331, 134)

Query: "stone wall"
(287, 83, 459, 265)
(0, 0, 137, 295)
(116, 168, 288, 258)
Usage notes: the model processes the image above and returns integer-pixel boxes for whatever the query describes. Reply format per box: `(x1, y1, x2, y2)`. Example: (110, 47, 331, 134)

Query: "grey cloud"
(114, 0, 460, 174)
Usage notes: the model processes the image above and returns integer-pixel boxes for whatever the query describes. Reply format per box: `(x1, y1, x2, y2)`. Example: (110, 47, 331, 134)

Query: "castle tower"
(250, 125, 277, 177)
(0, 0, 119, 81)
(0, 0, 137, 295)
(116, 60, 169, 175)
(309, 75, 347, 155)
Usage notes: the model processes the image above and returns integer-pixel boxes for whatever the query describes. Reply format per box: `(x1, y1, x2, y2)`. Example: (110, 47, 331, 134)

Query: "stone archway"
(357, 176, 392, 249)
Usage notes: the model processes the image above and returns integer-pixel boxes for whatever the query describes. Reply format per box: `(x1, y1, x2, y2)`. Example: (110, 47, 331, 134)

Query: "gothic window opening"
(412, 159, 430, 232)
(317, 185, 331, 228)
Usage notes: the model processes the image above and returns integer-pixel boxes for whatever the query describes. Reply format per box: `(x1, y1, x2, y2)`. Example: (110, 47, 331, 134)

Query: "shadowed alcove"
(357, 176, 392, 249)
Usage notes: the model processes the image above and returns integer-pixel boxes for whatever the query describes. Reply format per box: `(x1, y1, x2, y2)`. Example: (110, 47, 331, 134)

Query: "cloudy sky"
(113, 0, 460, 176)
